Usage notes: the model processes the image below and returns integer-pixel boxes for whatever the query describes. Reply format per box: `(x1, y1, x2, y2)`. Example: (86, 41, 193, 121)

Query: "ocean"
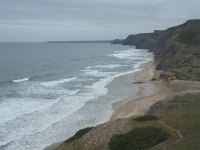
(0, 42, 155, 150)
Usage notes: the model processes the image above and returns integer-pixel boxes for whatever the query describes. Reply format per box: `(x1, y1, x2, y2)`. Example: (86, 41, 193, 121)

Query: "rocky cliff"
(123, 20, 200, 81)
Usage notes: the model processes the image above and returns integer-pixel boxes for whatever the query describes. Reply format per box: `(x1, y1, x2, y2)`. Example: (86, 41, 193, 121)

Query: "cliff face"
(123, 30, 162, 48)
(123, 20, 200, 81)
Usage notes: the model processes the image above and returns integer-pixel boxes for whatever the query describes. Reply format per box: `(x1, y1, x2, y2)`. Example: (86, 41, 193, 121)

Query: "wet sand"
(45, 60, 200, 150)
(44, 61, 157, 150)
(110, 61, 200, 121)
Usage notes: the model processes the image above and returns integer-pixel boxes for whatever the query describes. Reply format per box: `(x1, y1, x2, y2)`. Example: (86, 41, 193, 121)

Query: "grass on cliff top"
(108, 126, 170, 150)
(133, 115, 159, 122)
(65, 127, 93, 144)
(178, 30, 200, 45)
(158, 94, 200, 136)
(149, 93, 200, 150)
(109, 94, 200, 150)
(56, 94, 200, 150)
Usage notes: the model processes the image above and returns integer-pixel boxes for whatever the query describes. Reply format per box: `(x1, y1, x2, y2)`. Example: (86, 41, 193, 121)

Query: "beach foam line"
(84, 64, 124, 70)
(93, 64, 127, 69)
(1, 57, 154, 150)
(0, 76, 114, 149)
(40, 77, 76, 87)
(82, 69, 115, 77)
(109, 48, 148, 60)
(0, 87, 79, 125)
(12, 78, 29, 83)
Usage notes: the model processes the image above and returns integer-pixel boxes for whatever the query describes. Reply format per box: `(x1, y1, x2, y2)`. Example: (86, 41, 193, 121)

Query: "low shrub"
(65, 127, 93, 143)
(108, 126, 170, 150)
(133, 115, 159, 122)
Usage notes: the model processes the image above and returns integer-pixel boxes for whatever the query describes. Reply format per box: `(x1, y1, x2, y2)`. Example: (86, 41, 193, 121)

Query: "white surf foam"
(40, 77, 76, 87)
(0, 79, 80, 125)
(0, 97, 59, 124)
(82, 69, 115, 77)
(69, 89, 79, 95)
(84, 66, 92, 69)
(12, 78, 29, 83)
(0, 47, 154, 150)
(93, 64, 127, 69)
(0, 77, 113, 150)
(109, 48, 148, 60)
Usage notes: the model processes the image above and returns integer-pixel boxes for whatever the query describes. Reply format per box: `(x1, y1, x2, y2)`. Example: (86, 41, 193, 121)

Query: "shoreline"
(109, 60, 157, 115)
(110, 63, 200, 122)
(44, 60, 157, 150)
(45, 20, 200, 150)
(45, 59, 200, 150)
(110, 61, 170, 121)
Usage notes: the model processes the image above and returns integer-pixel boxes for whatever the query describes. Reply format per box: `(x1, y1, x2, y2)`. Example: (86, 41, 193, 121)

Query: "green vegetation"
(133, 115, 159, 122)
(109, 94, 200, 150)
(149, 94, 200, 150)
(123, 20, 200, 82)
(108, 126, 170, 150)
(158, 94, 200, 136)
(65, 127, 93, 143)
(184, 20, 200, 31)
(178, 30, 200, 45)
(55, 94, 200, 150)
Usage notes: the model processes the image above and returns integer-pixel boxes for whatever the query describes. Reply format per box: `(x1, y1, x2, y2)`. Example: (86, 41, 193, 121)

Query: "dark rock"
(111, 39, 124, 44)
(122, 19, 200, 81)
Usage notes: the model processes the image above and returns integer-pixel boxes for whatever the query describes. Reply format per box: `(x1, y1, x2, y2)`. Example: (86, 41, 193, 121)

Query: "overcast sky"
(0, 0, 199, 42)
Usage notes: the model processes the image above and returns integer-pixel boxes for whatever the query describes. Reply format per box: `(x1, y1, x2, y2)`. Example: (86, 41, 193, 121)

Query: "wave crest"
(12, 78, 29, 83)
(40, 77, 76, 87)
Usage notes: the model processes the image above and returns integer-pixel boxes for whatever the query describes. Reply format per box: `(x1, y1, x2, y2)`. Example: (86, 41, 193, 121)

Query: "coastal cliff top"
(122, 19, 200, 82)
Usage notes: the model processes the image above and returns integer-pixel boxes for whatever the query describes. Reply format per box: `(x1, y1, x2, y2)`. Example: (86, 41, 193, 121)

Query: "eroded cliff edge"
(123, 19, 200, 81)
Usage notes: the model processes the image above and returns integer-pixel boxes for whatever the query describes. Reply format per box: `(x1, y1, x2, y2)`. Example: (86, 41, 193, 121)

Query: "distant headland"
(47, 40, 112, 43)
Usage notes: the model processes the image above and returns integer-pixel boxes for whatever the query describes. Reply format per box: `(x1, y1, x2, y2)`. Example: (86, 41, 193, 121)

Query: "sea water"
(0, 42, 154, 150)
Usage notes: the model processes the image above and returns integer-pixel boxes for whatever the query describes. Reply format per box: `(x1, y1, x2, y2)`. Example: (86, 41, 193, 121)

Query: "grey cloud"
(0, 0, 199, 41)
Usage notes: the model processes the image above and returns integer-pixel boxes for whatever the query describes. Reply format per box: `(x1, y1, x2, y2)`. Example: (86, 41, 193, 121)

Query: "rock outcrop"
(111, 39, 124, 44)
(123, 19, 200, 81)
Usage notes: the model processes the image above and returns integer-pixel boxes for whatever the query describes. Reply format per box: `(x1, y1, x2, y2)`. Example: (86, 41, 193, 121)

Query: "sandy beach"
(45, 60, 200, 150)
(44, 61, 157, 150)
(110, 61, 167, 121)
(110, 62, 200, 122)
